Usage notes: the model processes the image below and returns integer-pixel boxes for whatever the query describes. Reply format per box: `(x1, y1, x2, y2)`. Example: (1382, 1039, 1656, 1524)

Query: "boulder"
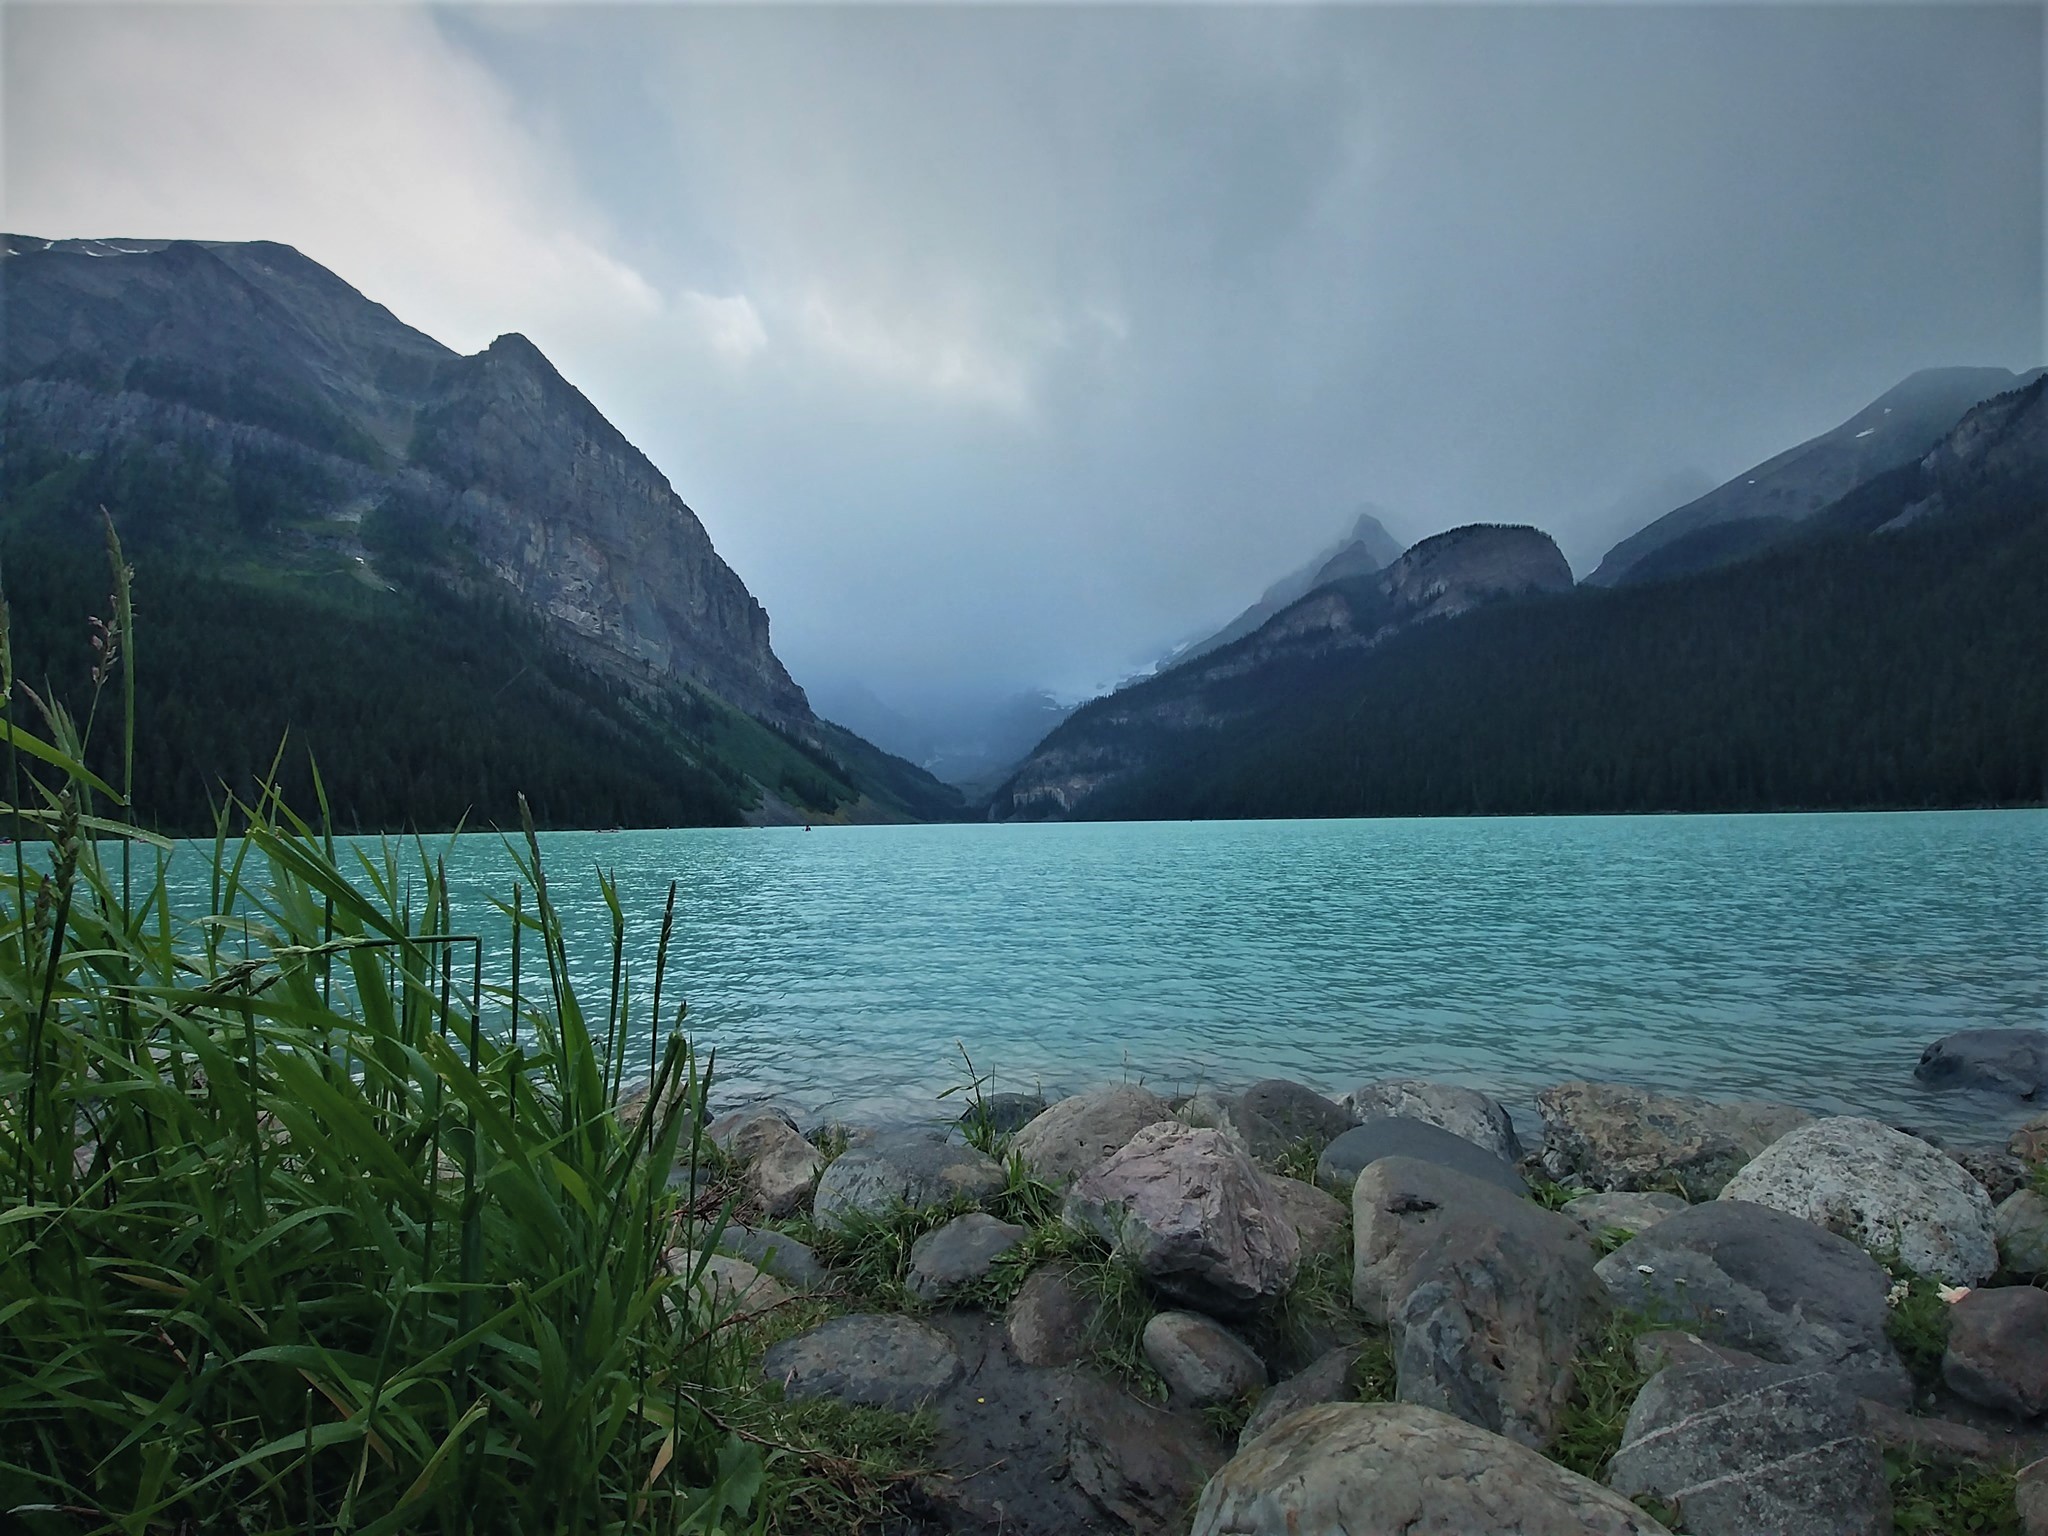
(810, 1128, 1006, 1233)
(1005, 1266, 1097, 1368)
(1239, 1078, 1353, 1152)
(1010, 1083, 1171, 1184)
(919, 1313, 1219, 1536)
(1605, 1361, 1891, 1536)
(713, 1223, 826, 1290)
(1142, 1311, 1266, 1405)
(960, 1090, 1048, 1136)
(1596, 1200, 1912, 1405)
(1191, 1402, 1671, 1535)
(1915, 1028, 2048, 1098)
(697, 1254, 790, 1321)
(1344, 1078, 1523, 1163)
(1238, 1346, 1360, 1448)
(1537, 1081, 1810, 1198)
(1562, 1191, 1689, 1238)
(1318, 1117, 1527, 1199)
(2000, 1191, 2048, 1277)
(1632, 1330, 1765, 1376)
(1951, 1146, 2029, 1204)
(2020, 1457, 2048, 1536)
(1943, 1286, 2048, 1418)
(1719, 1116, 1998, 1285)
(1269, 1175, 1348, 1262)
(2013, 1116, 2048, 1164)
(1065, 1122, 1300, 1316)
(1175, 1092, 1288, 1163)
(746, 1134, 824, 1217)
(761, 1313, 962, 1412)
(1352, 1157, 1607, 1448)
(907, 1211, 1029, 1302)
(706, 1104, 800, 1162)
(1858, 1396, 2012, 1468)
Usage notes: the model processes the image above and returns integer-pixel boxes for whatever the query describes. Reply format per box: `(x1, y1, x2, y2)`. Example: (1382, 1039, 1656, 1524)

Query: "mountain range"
(0, 233, 962, 830)
(989, 373, 2045, 820)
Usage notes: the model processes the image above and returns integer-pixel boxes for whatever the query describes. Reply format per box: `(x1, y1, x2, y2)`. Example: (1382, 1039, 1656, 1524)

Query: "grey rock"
(810, 1128, 1006, 1234)
(706, 1104, 799, 1161)
(1720, 1115, 1998, 1285)
(1952, 1146, 2029, 1204)
(920, 1313, 1219, 1536)
(1858, 1396, 2014, 1469)
(1606, 1361, 1891, 1536)
(1537, 1080, 1811, 1198)
(1066, 1122, 1300, 1317)
(761, 1313, 962, 1412)
(713, 1224, 827, 1290)
(1597, 1200, 1912, 1406)
(2000, 1191, 2048, 1278)
(1239, 1078, 1352, 1152)
(1238, 1346, 1360, 1448)
(1142, 1311, 1266, 1406)
(1916, 1028, 2048, 1098)
(961, 1091, 1047, 1135)
(1563, 1191, 1689, 1238)
(1352, 1157, 1607, 1448)
(1269, 1175, 1348, 1262)
(1174, 1092, 1286, 1163)
(2013, 1116, 2048, 1165)
(746, 1132, 824, 1218)
(906, 1211, 1029, 1302)
(695, 1254, 790, 1321)
(1318, 1117, 1527, 1199)
(1344, 1078, 1523, 1163)
(1005, 1266, 1097, 1368)
(1944, 1286, 2048, 1418)
(1190, 1402, 1672, 1536)
(1632, 1330, 1766, 1376)
(1011, 1083, 1171, 1184)
(2019, 1456, 2048, 1536)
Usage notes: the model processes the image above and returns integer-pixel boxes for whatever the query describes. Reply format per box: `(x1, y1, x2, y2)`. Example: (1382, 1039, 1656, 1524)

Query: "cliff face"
(993, 523, 1573, 819)
(1, 234, 808, 727)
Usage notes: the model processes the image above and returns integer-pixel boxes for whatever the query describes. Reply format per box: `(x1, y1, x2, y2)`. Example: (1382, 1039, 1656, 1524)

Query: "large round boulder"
(1719, 1115, 1997, 1284)
(762, 1313, 963, 1412)
(1352, 1157, 1607, 1448)
(1997, 1190, 2048, 1277)
(1943, 1285, 2048, 1418)
(811, 1128, 1006, 1234)
(1142, 1311, 1266, 1406)
(1010, 1084, 1171, 1184)
(1191, 1402, 1671, 1535)
(907, 1212, 1028, 1302)
(1066, 1121, 1300, 1316)
(1319, 1117, 1527, 1199)
(1536, 1081, 1811, 1198)
(1915, 1028, 2048, 1098)
(1344, 1078, 1522, 1162)
(1239, 1078, 1353, 1152)
(1596, 1200, 1911, 1406)
(1606, 1360, 1890, 1536)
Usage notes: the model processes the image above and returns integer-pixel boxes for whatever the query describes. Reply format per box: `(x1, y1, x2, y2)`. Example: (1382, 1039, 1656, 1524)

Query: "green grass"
(1546, 1313, 1659, 1482)
(1268, 1137, 1321, 1184)
(1885, 1271, 1955, 1393)
(0, 529, 928, 1534)
(1887, 1455, 2021, 1536)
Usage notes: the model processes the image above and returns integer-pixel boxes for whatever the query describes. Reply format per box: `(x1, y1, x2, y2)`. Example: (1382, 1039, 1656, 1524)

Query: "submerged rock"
(1066, 1122, 1300, 1316)
(1720, 1115, 1997, 1285)
(1916, 1028, 2048, 1099)
(1344, 1078, 1522, 1163)
(1606, 1361, 1890, 1536)
(1190, 1402, 1671, 1536)
(1536, 1080, 1810, 1198)
(1596, 1200, 1911, 1405)
(1011, 1084, 1171, 1184)
(1318, 1117, 1527, 1199)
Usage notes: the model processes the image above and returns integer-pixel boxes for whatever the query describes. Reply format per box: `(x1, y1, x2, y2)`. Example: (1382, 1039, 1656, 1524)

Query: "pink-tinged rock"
(1065, 1122, 1300, 1317)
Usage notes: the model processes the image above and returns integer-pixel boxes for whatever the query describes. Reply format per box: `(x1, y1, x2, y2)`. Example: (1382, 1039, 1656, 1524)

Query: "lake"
(160, 810, 2045, 1141)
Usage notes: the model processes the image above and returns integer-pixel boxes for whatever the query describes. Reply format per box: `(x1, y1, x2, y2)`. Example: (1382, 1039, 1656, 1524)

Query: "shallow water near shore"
(160, 810, 2044, 1140)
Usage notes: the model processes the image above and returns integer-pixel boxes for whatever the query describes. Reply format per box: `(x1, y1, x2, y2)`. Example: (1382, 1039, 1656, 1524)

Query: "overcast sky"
(7, 2, 2042, 706)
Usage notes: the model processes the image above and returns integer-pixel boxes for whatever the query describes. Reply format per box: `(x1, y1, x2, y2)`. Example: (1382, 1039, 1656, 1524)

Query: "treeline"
(1077, 497, 2046, 821)
(2, 530, 752, 836)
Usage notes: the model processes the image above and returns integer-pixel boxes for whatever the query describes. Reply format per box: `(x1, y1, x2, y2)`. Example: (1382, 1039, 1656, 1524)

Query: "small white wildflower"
(1886, 1281, 1910, 1308)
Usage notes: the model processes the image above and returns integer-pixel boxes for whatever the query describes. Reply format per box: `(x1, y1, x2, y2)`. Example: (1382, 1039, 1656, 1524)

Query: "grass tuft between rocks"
(1886, 1454, 2021, 1536)
(1547, 1312, 1659, 1481)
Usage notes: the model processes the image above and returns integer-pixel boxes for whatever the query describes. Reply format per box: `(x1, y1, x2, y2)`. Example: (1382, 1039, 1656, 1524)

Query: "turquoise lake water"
(159, 811, 2045, 1140)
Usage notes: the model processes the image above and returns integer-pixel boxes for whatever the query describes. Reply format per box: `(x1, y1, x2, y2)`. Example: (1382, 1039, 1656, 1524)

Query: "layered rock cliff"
(1, 234, 809, 727)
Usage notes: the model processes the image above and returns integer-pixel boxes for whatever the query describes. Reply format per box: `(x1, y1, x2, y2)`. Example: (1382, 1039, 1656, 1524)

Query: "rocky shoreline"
(645, 1025, 2048, 1535)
